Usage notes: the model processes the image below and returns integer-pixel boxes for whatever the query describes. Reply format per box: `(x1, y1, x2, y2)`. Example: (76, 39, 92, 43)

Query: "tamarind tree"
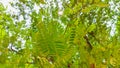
(0, 0, 120, 68)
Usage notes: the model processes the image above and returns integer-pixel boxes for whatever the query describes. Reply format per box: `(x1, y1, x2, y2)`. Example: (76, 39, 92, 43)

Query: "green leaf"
(0, 25, 6, 39)
(95, 2, 109, 7)
(0, 3, 5, 11)
(81, 5, 95, 13)
(82, 7, 92, 13)
(87, 24, 96, 32)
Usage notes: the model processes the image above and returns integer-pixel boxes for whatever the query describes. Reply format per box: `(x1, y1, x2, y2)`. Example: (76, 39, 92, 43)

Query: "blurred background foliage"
(0, 0, 120, 68)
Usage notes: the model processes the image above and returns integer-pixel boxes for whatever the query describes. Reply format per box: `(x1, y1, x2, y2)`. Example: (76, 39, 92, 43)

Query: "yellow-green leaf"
(0, 25, 6, 39)
(87, 24, 96, 32)
(95, 3, 109, 7)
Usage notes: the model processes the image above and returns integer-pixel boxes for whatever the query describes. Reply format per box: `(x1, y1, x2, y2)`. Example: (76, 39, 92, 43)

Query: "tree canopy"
(0, 0, 120, 68)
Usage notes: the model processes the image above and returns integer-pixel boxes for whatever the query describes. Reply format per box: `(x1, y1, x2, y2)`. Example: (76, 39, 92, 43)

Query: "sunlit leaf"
(87, 24, 96, 32)
(0, 25, 6, 39)
(95, 2, 109, 7)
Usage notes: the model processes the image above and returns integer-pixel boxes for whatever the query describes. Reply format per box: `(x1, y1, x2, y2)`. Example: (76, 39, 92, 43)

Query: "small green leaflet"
(0, 25, 6, 39)
(87, 24, 96, 32)
(81, 5, 95, 13)
(95, 2, 109, 8)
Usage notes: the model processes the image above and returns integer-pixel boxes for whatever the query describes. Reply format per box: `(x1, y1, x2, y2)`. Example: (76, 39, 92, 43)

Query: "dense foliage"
(0, 0, 120, 68)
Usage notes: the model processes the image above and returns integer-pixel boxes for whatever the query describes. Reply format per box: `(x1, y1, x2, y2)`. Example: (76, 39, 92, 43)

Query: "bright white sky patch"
(0, 0, 20, 15)
(0, 0, 13, 7)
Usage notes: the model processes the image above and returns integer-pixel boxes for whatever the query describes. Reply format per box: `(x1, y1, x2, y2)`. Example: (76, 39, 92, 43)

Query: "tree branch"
(84, 35, 92, 49)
